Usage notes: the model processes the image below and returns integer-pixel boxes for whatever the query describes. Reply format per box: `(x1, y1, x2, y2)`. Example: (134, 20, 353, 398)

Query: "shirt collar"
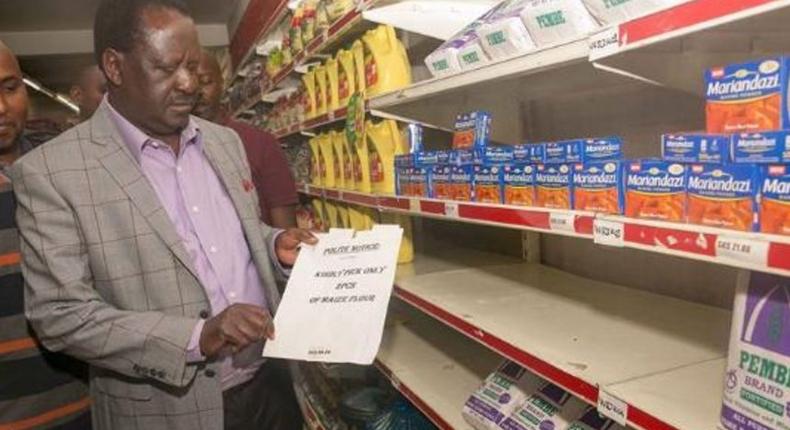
(103, 95, 202, 163)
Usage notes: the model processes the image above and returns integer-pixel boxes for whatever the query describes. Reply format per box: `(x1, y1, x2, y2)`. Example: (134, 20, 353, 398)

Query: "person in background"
(9, 0, 315, 429)
(194, 51, 299, 228)
(0, 40, 91, 429)
(69, 64, 107, 121)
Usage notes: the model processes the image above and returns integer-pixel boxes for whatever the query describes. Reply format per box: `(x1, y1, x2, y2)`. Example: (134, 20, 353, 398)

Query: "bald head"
(70, 64, 107, 121)
(193, 51, 224, 122)
(0, 40, 29, 153)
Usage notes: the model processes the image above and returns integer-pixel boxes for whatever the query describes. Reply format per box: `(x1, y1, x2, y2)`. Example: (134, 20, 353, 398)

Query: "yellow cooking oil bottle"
(336, 48, 356, 107)
(324, 200, 339, 228)
(311, 198, 327, 231)
(325, 56, 340, 112)
(302, 68, 317, 119)
(361, 25, 412, 97)
(318, 133, 336, 188)
(366, 119, 406, 195)
(341, 130, 356, 190)
(348, 205, 374, 231)
(308, 135, 323, 186)
(352, 125, 371, 193)
(379, 212, 414, 264)
(330, 130, 346, 189)
(314, 64, 328, 116)
(351, 40, 367, 95)
(336, 203, 350, 228)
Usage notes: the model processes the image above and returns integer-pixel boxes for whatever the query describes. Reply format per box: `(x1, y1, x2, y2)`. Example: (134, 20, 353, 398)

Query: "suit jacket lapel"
(89, 104, 201, 282)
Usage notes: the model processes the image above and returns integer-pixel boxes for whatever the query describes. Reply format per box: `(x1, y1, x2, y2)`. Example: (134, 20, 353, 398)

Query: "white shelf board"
(378, 309, 501, 429)
(605, 358, 726, 430)
(594, 0, 790, 96)
(394, 256, 731, 429)
(369, 37, 591, 110)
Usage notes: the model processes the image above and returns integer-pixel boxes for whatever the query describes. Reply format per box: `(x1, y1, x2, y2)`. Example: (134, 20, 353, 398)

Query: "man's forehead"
(0, 47, 22, 80)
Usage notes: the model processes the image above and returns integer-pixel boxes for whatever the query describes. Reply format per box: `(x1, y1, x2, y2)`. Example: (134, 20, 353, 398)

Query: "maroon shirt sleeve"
(225, 120, 299, 225)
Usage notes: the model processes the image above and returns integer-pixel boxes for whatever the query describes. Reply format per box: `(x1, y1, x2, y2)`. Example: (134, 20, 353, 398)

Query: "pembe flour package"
(720, 272, 790, 430)
(462, 361, 545, 430)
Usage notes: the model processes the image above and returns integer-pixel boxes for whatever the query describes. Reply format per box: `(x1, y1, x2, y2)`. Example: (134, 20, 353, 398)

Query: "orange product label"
(504, 186, 535, 206)
(624, 191, 685, 222)
(475, 185, 501, 204)
(536, 187, 571, 209)
(339, 70, 350, 99)
(574, 188, 620, 214)
(369, 151, 383, 182)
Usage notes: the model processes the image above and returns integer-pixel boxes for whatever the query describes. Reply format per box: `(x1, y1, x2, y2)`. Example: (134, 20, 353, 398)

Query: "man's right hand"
(199, 304, 275, 358)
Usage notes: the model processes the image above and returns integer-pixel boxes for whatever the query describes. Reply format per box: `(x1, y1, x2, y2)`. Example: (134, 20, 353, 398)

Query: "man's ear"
(102, 49, 124, 87)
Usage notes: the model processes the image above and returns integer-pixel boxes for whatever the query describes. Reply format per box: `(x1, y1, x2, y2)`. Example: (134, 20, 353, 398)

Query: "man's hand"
(199, 304, 274, 358)
(275, 228, 318, 267)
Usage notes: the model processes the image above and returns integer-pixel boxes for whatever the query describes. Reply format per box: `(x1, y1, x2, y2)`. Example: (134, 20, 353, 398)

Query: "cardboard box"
(687, 163, 760, 231)
(573, 161, 624, 214)
(536, 164, 573, 209)
(624, 160, 687, 222)
(661, 133, 730, 164)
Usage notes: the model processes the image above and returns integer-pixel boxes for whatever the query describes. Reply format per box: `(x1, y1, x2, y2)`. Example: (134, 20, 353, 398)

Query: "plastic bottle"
(302, 69, 318, 119)
(366, 119, 406, 195)
(352, 123, 372, 193)
(324, 200, 339, 228)
(348, 205, 374, 231)
(308, 135, 323, 186)
(325, 56, 340, 112)
(336, 49, 357, 106)
(311, 198, 327, 231)
(351, 40, 367, 95)
(380, 212, 414, 264)
(361, 25, 412, 97)
(330, 130, 346, 189)
(314, 64, 329, 116)
(318, 133, 336, 188)
(341, 131, 356, 190)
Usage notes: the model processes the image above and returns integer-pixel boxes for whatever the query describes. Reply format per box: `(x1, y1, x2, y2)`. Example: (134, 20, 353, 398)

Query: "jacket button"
(157, 370, 165, 379)
(199, 310, 209, 319)
(205, 369, 216, 378)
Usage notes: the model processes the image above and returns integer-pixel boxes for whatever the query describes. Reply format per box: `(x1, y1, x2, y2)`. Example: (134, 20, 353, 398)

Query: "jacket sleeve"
(10, 158, 200, 388)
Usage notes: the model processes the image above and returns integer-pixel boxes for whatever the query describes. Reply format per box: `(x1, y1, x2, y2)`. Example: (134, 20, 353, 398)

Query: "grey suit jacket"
(9, 103, 283, 430)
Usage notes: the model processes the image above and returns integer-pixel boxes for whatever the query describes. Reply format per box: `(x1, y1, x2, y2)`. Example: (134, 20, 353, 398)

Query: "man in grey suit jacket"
(10, 0, 316, 428)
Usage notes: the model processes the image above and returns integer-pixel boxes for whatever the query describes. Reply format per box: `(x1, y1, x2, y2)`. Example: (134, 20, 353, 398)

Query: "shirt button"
(176, 166, 183, 173)
(192, 206, 199, 213)
(199, 310, 209, 319)
(229, 292, 236, 299)
(205, 369, 216, 378)
(209, 246, 217, 253)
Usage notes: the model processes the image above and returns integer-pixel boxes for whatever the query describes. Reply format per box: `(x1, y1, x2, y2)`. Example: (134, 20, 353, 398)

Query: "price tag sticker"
(597, 389, 628, 426)
(444, 202, 459, 219)
(409, 198, 421, 213)
(715, 235, 769, 268)
(589, 26, 620, 61)
(549, 212, 576, 233)
(593, 219, 625, 247)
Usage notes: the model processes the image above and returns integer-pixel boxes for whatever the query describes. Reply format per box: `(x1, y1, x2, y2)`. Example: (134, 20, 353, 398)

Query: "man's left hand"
(275, 228, 318, 267)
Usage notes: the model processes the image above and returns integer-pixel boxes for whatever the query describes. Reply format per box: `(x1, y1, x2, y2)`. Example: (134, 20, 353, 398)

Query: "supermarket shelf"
(299, 183, 790, 277)
(368, 36, 591, 111)
(392, 252, 730, 430)
(232, 2, 377, 119)
(591, 0, 790, 95)
(272, 106, 349, 139)
(377, 309, 501, 430)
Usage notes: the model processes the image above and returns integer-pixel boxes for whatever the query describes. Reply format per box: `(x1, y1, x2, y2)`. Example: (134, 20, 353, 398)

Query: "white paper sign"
(715, 235, 769, 268)
(549, 212, 576, 233)
(597, 389, 628, 426)
(593, 219, 625, 247)
(445, 202, 459, 218)
(263, 226, 403, 364)
(409, 198, 421, 213)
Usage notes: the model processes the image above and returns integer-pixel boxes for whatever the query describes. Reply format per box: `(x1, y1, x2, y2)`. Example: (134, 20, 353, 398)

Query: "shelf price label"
(444, 202, 459, 219)
(715, 235, 768, 268)
(593, 219, 624, 247)
(597, 389, 628, 426)
(589, 26, 620, 61)
(549, 212, 576, 234)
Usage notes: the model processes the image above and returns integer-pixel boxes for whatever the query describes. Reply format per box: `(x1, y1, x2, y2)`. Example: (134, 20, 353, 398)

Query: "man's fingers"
(295, 229, 318, 245)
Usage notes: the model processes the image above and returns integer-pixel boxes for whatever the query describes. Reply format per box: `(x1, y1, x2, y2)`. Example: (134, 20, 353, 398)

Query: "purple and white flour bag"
(721, 272, 790, 430)
(462, 361, 545, 430)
